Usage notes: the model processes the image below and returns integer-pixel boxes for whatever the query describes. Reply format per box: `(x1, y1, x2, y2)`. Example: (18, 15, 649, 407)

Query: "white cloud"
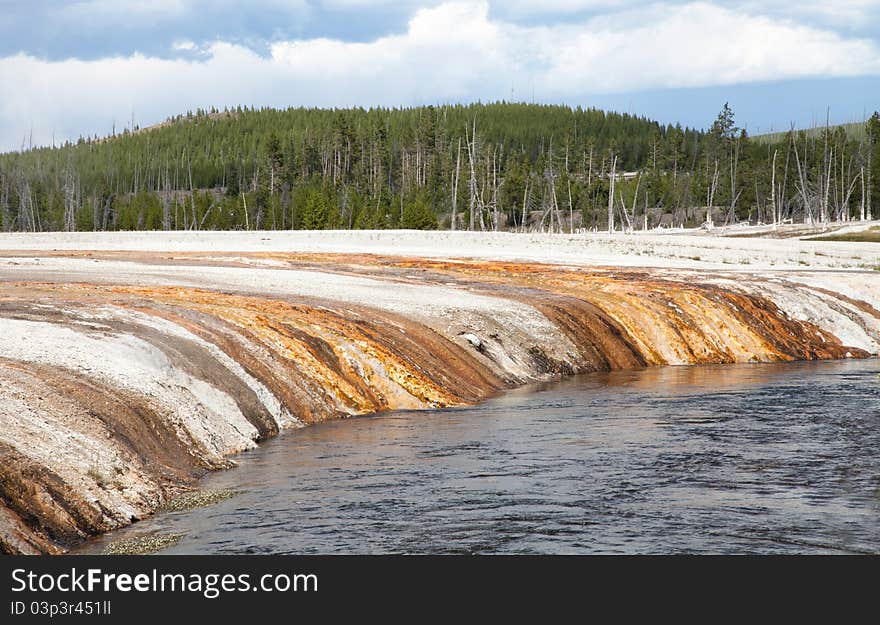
(531, 2, 880, 89)
(2, 0, 880, 150)
(172, 40, 197, 51)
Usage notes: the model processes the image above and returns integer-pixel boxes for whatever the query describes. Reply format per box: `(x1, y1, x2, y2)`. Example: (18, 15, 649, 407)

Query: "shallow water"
(82, 359, 880, 554)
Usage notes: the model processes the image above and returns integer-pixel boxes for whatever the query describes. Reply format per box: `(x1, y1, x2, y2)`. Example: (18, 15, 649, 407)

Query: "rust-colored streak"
(1, 282, 504, 420)
(115, 285, 505, 416)
(189, 252, 867, 364)
(0, 252, 873, 554)
(0, 442, 95, 548)
(523, 293, 647, 371)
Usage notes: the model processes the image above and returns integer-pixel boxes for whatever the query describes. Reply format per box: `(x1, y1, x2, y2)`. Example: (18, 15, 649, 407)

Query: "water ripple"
(81, 359, 880, 555)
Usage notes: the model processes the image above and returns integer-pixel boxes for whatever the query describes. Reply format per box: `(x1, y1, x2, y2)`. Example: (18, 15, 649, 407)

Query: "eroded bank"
(1, 250, 878, 554)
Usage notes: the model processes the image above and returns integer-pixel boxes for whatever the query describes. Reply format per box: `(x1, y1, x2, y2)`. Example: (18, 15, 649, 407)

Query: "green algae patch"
(103, 533, 183, 555)
(159, 488, 240, 513)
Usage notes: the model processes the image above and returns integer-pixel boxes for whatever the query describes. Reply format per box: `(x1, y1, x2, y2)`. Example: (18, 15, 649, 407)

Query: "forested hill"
(0, 102, 877, 232)
(0, 103, 691, 231)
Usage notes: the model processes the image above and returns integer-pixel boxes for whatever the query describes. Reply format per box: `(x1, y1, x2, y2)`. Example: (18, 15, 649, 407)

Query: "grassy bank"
(812, 227, 880, 243)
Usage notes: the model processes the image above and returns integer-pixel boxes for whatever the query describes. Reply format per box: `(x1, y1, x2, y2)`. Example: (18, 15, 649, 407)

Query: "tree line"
(1, 101, 877, 233)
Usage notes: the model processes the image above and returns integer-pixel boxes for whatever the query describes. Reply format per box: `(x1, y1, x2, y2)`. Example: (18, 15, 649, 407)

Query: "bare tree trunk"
(729, 136, 739, 222)
(607, 154, 617, 233)
(547, 143, 560, 234)
(821, 109, 830, 223)
(792, 128, 814, 224)
(466, 121, 477, 231)
(618, 172, 639, 233)
(451, 137, 461, 231)
(822, 147, 832, 224)
(867, 137, 873, 221)
(770, 149, 778, 225)
(17, 176, 36, 232)
(780, 136, 791, 222)
(62, 162, 77, 232)
(841, 166, 860, 222)
(629, 172, 641, 232)
(492, 146, 499, 231)
(465, 118, 486, 231)
(707, 159, 719, 228)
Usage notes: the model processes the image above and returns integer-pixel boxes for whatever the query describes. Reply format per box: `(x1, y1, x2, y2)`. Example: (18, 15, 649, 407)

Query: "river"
(80, 359, 880, 554)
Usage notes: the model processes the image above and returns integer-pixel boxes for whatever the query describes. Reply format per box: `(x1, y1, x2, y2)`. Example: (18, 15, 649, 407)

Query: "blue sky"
(1, 0, 879, 151)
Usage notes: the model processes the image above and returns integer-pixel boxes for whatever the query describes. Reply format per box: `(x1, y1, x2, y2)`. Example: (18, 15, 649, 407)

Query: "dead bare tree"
(770, 149, 778, 225)
(546, 141, 562, 234)
(833, 133, 860, 221)
(465, 118, 485, 231)
(521, 177, 531, 232)
(778, 135, 792, 223)
(451, 137, 461, 231)
(15, 173, 37, 232)
(491, 145, 500, 231)
(728, 134, 740, 222)
(241, 191, 249, 230)
(820, 109, 832, 223)
(792, 128, 816, 224)
(618, 171, 640, 232)
(867, 126, 874, 221)
(62, 158, 78, 232)
(607, 153, 617, 233)
(706, 159, 719, 228)
(617, 189, 631, 232)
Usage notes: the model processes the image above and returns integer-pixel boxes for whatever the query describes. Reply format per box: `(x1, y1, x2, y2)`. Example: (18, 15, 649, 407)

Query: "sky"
(1, 0, 879, 152)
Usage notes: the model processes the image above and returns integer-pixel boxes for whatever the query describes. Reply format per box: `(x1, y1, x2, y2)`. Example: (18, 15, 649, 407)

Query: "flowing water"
(82, 359, 880, 554)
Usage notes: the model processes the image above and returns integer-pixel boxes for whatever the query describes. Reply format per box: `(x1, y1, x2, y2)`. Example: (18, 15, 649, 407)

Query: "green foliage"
(400, 195, 438, 230)
(711, 102, 738, 140)
(299, 185, 333, 230)
(0, 102, 875, 232)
